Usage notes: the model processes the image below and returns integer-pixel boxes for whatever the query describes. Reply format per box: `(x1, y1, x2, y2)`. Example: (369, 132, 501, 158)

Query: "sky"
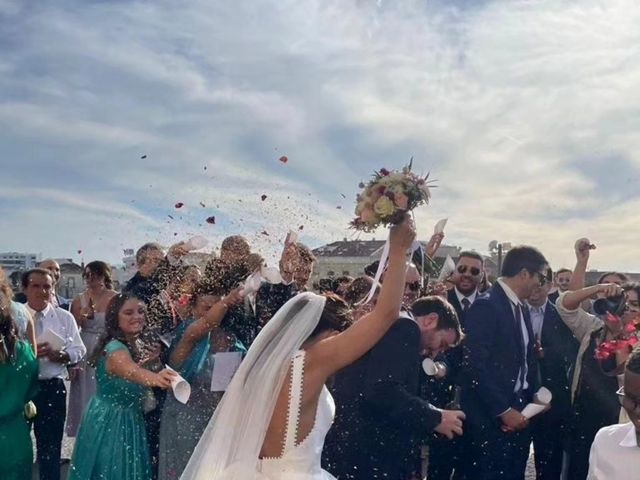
(1, 0, 639, 271)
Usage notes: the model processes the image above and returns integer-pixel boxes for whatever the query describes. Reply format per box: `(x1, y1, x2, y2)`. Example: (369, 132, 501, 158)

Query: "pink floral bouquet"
(351, 160, 432, 232)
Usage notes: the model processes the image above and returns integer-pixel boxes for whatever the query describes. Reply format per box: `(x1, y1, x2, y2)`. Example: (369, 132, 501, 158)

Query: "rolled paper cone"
(241, 271, 263, 296)
(521, 403, 546, 419)
(185, 235, 208, 251)
(260, 266, 284, 284)
(434, 218, 448, 234)
(165, 365, 191, 404)
(422, 358, 437, 376)
(535, 387, 552, 405)
(287, 230, 299, 245)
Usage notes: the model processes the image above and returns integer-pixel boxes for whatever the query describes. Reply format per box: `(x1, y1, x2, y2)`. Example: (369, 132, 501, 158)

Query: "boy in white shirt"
(588, 345, 640, 479)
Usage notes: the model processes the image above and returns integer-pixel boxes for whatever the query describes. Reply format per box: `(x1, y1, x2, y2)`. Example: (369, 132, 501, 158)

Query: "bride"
(181, 214, 415, 479)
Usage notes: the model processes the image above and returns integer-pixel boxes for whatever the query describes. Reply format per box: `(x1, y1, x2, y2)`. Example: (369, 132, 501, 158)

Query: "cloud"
(1, 0, 639, 273)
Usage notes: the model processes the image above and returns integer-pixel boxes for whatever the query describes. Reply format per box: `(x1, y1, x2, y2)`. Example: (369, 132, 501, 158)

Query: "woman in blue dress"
(69, 293, 176, 480)
(158, 284, 246, 480)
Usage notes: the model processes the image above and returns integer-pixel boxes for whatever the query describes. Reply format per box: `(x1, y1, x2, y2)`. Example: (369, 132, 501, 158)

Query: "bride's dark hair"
(308, 293, 351, 338)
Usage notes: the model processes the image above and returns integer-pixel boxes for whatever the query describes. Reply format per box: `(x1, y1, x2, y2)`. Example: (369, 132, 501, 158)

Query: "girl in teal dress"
(69, 293, 177, 480)
(0, 291, 39, 480)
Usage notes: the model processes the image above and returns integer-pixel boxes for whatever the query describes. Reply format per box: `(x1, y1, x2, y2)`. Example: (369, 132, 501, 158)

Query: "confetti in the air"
(77, 250, 82, 254)
(168, 215, 174, 220)
(261, 195, 267, 201)
(206, 216, 216, 224)
(260, 230, 269, 236)
(298, 225, 304, 231)
(279, 156, 288, 164)
(175, 202, 184, 209)
(199, 201, 206, 208)
(340, 193, 346, 199)
(141, 155, 147, 159)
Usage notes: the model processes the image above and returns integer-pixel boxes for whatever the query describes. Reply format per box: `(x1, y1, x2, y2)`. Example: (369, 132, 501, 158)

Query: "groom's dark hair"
(411, 296, 462, 343)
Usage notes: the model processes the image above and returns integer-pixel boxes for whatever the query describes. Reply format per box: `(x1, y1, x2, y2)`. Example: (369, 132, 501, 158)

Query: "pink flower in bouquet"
(360, 206, 376, 223)
(394, 192, 409, 210)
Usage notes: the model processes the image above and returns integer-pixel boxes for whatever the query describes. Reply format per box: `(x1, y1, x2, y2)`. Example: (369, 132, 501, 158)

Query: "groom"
(323, 295, 466, 479)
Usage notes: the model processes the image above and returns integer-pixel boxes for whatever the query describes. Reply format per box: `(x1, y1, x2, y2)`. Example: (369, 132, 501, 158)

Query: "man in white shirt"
(23, 268, 86, 480)
(588, 345, 640, 479)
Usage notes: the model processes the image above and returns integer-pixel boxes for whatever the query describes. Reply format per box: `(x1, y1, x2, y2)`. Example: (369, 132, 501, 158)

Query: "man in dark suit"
(426, 251, 485, 480)
(323, 296, 466, 480)
(547, 267, 572, 304)
(526, 272, 578, 480)
(462, 245, 549, 480)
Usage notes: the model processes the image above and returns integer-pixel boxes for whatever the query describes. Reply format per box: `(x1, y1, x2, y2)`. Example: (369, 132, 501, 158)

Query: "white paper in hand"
(165, 365, 191, 404)
(437, 255, 456, 282)
(434, 218, 448, 234)
(211, 352, 243, 392)
(38, 328, 65, 352)
(422, 358, 437, 376)
(185, 235, 208, 251)
(286, 230, 299, 245)
(522, 387, 553, 419)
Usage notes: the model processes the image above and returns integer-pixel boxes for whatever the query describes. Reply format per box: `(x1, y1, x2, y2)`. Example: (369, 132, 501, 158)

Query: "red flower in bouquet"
(594, 313, 640, 360)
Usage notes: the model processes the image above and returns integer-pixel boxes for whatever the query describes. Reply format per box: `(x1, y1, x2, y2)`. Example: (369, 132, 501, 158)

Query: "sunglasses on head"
(457, 265, 481, 276)
(405, 281, 421, 292)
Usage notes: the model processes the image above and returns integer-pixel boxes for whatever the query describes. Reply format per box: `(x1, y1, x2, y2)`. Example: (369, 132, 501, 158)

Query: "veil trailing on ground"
(180, 291, 327, 480)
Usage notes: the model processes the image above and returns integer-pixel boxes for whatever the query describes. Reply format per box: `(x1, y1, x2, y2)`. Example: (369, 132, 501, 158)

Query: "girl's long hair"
(89, 292, 143, 366)
(0, 292, 17, 363)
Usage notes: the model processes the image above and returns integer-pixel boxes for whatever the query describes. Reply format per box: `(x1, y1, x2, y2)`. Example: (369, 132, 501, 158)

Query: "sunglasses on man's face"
(457, 265, 481, 277)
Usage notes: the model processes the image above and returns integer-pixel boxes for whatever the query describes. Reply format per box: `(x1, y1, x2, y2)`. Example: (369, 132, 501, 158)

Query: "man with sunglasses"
(461, 245, 548, 480)
(588, 345, 640, 478)
(426, 251, 485, 480)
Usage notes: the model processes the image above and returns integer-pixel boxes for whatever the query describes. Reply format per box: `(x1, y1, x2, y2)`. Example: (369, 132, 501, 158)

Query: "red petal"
(279, 156, 288, 164)
(174, 202, 184, 209)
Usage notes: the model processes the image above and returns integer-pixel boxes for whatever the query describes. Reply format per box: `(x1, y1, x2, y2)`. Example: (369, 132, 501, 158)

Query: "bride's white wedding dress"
(180, 293, 335, 480)
(259, 350, 337, 480)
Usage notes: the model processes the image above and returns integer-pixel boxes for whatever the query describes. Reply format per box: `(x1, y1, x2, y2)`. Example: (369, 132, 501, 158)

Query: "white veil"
(180, 291, 327, 480)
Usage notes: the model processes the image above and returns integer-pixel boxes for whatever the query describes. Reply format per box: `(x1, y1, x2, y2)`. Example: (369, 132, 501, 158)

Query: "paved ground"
(33, 436, 538, 479)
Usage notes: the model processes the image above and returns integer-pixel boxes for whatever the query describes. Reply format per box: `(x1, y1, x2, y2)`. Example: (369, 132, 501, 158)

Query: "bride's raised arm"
(308, 213, 416, 378)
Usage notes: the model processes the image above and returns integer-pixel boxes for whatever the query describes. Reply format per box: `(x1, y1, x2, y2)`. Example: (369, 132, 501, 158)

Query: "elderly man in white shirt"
(23, 268, 85, 480)
(588, 345, 640, 479)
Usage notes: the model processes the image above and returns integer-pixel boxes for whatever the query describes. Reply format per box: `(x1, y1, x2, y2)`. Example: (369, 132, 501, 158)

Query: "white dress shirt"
(588, 422, 640, 479)
(527, 301, 547, 340)
(27, 303, 86, 380)
(454, 287, 477, 310)
(496, 278, 530, 392)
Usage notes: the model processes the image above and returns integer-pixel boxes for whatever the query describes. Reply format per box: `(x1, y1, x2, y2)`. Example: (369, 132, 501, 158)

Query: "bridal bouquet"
(351, 160, 432, 232)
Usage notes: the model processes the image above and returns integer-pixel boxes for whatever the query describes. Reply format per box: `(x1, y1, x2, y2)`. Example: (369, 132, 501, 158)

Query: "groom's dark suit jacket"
(323, 317, 442, 480)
